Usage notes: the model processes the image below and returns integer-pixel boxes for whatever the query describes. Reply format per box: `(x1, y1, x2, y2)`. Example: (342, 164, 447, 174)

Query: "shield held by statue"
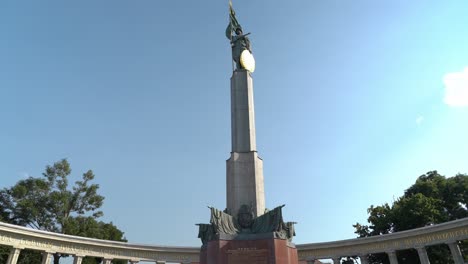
(240, 49, 255, 73)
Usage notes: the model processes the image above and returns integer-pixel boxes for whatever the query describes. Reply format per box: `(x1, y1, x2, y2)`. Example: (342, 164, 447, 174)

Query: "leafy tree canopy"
(0, 159, 104, 232)
(0, 159, 126, 264)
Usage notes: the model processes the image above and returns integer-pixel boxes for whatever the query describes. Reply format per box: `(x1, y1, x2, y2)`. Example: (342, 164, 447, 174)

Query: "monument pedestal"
(200, 233, 298, 264)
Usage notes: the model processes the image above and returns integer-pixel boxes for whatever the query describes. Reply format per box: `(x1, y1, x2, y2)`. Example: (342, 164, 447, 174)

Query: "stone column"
(6, 247, 22, 264)
(102, 258, 112, 264)
(226, 69, 265, 218)
(73, 255, 84, 264)
(332, 257, 341, 264)
(359, 255, 369, 264)
(387, 251, 398, 264)
(41, 252, 53, 264)
(447, 241, 465, 264)
(416, 246, 431, 264)
(230, 70, 257, 154)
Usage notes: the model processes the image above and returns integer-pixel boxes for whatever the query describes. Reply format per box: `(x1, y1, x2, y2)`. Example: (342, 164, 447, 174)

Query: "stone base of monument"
(197, 205, 297, 264)
(199, 233, 298, 264)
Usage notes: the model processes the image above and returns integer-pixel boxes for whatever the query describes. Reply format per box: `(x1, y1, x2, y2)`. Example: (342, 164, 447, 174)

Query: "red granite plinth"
(200, 237, 298, 264)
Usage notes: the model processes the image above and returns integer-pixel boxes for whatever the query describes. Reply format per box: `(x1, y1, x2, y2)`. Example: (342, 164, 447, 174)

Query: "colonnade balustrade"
(2, 218, 468, 264)
(0, 222, 199, 264)
(303, 241, 464, 264)
(3, 247, 196, 264)
(298, 218, 468, 264)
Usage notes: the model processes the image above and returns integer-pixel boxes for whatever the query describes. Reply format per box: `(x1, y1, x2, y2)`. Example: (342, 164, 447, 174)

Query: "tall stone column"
(359, 255, 369, 264)
(447, 241, 465, 264)
(226, 69, 265, 217)
(102, 258, 112, 264)
(416, 247, 430, 264)
(41, 252, 53, 264)
(387, 251, 399, 264)
(73, 255, 84, 264)
(6, 247, 22, 264)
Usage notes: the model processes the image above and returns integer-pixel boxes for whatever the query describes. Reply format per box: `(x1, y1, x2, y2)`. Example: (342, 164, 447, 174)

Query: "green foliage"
(0, 202, 9, 222)
(353, 171, 468, 264)
(391, 194, 447, 231)
(0, 247, 43, 264)
(0, 159, 104, 232)
(0, 159, 125, 264)
(427, 244, 454, 264)
(0, 246, 10, 264)
(63, 216, 128, 264)
(64, 216, 127, 242)
(17, 249, 43, 264)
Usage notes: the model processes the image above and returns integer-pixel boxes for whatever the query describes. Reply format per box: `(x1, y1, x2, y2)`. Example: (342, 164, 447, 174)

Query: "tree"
(0, 159, 126, 264)
(353, 171, 468, 264)
(63, 216, 127, 264)
(0, 203, 8, 222)
(0, 246, 10, 264)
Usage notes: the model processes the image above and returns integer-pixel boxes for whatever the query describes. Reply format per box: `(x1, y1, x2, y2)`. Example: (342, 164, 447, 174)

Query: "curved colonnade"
(298, 217, 468, 264)
(0, 222, 199, 264)
(1, 218, 468, 264)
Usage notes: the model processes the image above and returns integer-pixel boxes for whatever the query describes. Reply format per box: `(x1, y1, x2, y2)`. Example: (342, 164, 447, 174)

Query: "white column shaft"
(6, 248, 21, 264)
(41, 252, 53, 264)
(416, 247, 431, 264)
(387, 251, 399, 264)
(73, 255, 84, 264)
(448, 242, 465, 264)
(359, 255, 369, 264)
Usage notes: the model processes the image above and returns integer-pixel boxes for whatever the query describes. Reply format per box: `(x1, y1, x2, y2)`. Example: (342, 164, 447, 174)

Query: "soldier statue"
(226, 2, 255, 72)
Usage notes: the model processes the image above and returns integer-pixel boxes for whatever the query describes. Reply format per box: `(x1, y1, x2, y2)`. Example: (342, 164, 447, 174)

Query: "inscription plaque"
(227, 248, 268, 264)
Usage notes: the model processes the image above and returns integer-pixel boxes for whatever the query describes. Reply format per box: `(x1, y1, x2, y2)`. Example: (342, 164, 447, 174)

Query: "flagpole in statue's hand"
(230, 32, 250, 44)
(229, 0, 234, 71)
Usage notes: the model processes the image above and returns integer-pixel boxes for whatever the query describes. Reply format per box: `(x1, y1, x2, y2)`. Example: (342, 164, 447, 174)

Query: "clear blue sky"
(1, 0, 468, 249)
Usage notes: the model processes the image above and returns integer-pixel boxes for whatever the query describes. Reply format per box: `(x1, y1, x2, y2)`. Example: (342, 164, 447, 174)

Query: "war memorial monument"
(1, 2, 468, 264)
(195, 2, 298, 263)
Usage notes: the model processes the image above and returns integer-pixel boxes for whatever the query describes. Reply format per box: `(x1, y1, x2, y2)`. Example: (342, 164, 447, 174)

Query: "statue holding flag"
(226, 1, 255, 72)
